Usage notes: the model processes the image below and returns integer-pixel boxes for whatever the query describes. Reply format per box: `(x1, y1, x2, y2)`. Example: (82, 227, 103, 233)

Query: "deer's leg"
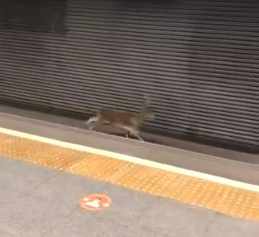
(122, 126, 144, 141)
(125, 132, 130, 138)
(85, 116, 99, 130)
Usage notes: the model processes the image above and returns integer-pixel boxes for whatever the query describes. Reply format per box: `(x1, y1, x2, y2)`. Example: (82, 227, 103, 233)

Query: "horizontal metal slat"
(0, 0, 258, 149)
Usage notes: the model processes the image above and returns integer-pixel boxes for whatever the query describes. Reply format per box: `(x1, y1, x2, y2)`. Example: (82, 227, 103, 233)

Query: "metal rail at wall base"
(0, 0, 258, 153)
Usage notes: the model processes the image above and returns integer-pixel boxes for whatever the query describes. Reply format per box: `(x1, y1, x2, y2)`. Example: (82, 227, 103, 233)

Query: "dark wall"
(0, 0, 66, 32)
(0, 0, 258, 151)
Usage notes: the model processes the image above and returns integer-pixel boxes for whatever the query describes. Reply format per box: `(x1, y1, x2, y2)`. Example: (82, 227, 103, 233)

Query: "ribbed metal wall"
(0, 0, 258, 150)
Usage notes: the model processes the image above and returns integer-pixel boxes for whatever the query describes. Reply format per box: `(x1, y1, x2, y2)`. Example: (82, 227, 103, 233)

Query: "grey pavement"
(1, 157, 259, 237)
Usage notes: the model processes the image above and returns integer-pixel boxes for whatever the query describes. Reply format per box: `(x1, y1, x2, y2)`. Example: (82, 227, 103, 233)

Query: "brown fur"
(86, 96, 154, 140)
(86, 108, 154, 140)
(95, 110, 144, 127)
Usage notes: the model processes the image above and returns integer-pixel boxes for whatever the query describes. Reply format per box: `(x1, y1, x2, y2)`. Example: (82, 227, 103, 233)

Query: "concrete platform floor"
(1, 157, 259, 237)
(0, 107, 259, 236)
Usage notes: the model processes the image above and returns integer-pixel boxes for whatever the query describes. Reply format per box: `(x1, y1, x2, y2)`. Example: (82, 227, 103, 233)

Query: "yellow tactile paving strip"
(0, 132, 259, 221)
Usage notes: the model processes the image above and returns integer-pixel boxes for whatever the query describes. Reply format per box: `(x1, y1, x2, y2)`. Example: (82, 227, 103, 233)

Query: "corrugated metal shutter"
(0, 0, 258, 151)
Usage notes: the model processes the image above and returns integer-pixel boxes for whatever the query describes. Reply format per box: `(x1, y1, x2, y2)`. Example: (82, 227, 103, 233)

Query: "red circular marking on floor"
(80, 193, 112, 211)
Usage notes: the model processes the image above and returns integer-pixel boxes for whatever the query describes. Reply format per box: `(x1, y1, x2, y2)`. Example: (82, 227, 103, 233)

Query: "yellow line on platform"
(0, 127, 258, 221)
